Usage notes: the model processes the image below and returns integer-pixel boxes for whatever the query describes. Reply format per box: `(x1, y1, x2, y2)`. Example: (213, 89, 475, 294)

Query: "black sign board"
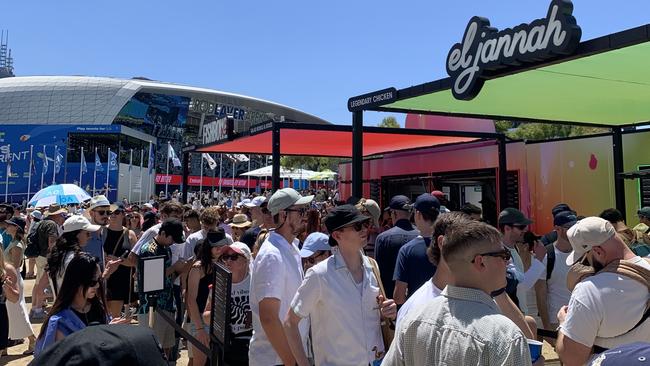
(348, 87, 398, 112)
(446, 0, 581, 100)
(209, 262, 232, 346)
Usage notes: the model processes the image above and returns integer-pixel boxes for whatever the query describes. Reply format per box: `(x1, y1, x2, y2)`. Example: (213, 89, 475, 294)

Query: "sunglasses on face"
(220, 254, 242, 262)
(110, 210, 124, 216)
(342, 221, 370, 232)
(285, 207, 308, 216)
(471, 247, 512, 263)
(306, 251, 328, 265)
(94, 210, 109, 216)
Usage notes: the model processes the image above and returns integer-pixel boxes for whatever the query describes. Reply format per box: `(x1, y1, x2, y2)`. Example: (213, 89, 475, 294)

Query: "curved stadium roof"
(0, 75, 329, 125)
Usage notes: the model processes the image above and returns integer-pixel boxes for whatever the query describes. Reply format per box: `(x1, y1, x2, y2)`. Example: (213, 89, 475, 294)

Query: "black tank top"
(103, 228, 128, 257)
(197, 270, 215, 313)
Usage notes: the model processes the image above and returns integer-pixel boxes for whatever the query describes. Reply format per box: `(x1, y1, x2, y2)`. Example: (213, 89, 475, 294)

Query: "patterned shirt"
(383, 285, 531, 366)
(137, 238, 175, 314)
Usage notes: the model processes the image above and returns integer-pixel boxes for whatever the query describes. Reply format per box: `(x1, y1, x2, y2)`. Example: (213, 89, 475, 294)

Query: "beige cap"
(62, 215, 101, 234)
(267, 188, 313, 216)
(229, 214, 252, 228)
(227, 241, 252, 261)
(566, 216, 616, 265)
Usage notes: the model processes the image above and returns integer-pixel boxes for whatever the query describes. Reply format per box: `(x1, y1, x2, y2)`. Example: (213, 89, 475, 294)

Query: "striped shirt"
(383, 285, 531, 366)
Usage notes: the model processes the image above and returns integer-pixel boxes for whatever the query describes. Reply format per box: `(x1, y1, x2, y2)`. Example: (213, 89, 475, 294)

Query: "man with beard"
(556, 217, 650, 365)
(85, 195, 111, 268)
(249, 188, 313, 366)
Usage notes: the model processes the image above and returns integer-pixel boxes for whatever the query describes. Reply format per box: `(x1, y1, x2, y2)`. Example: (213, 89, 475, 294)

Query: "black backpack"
(24, 221, 41, 258)
(545, 243, 555, 280)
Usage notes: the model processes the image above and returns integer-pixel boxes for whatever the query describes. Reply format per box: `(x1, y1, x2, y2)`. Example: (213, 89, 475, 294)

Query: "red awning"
(196, 127, 481, 157)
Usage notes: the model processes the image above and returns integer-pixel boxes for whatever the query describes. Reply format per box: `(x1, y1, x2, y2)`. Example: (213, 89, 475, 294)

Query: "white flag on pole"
(168, 144, 182, 168)
(202, 153, 217, 170)
(225, 154, 249, 162)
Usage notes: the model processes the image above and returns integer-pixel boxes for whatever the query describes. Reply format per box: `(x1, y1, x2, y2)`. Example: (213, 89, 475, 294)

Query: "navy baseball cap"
(385, 195, 412, 212)
(552, 203, 574, 216)
(413, 193, 440, 214)
(554, 211, 578, 228)
(498, 208, 533, 225)
(589, 342, 650, 365)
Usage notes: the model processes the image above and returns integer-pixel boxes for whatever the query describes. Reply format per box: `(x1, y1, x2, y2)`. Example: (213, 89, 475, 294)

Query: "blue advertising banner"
(0, 124, 123, 204)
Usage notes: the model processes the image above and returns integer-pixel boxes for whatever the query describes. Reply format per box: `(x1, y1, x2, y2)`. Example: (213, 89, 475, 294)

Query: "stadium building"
(0, 76, 328, 204)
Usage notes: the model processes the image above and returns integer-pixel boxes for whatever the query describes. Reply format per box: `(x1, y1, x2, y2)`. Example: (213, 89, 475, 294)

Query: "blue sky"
(3, 1, 649, 126)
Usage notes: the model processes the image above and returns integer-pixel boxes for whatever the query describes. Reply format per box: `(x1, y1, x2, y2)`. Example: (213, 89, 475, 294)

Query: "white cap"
(244, 196, 266, 208)
(62, 215, 102, 234)
(89, 195, 110, 210)
(566, 216, 617, 265)
(268, 188, 314, 216)
(228, 241, 252, 261)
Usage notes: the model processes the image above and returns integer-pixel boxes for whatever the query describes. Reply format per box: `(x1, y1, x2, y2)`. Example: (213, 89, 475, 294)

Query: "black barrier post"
(272, 122, 281, 191)
(352, 111, 363, 199)
(209, 262, 232, 366)
(612, 127, 627, 221)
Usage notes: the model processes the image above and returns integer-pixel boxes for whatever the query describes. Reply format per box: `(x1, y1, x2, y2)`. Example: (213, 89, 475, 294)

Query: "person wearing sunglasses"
(249, 188, 313, 366)
(284, 205, 396, 366)
(498, 208, 546, 312)
(85, 195, 112, 270)
(383, 219, 537, 366)
(35, 252, 129, 356)
(299, 232, 332, 272)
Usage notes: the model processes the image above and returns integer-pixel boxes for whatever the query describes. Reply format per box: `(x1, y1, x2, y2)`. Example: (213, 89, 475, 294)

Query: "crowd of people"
(1, 187, 650, 365)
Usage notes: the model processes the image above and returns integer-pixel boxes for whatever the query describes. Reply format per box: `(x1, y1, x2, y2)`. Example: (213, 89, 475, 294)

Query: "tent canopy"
(195, 123, 492, 157)
(370, 24, 650, 127)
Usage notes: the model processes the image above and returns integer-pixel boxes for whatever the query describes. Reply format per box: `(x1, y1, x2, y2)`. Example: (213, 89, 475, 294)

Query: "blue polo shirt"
(393, 236, 436, 298)
(374, 219, 419, 298)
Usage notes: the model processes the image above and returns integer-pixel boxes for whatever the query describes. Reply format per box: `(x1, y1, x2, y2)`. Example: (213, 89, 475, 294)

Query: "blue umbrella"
(28, 184, 92, 208)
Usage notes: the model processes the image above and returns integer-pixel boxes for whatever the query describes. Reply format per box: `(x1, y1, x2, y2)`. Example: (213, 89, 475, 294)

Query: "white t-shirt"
(131, 223, 161, 254)
(249, 232, 309, 366)
(181, 229, 233, 260)
(231, 273, 252, 337)
(545, 244, 572, 322)
(396, 279, 443, 331)
(561, 256, 650, 347)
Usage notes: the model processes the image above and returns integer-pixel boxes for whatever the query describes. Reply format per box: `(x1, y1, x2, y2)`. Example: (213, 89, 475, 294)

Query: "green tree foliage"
(378, 116, 400, 128)
(280, 156, 342, 171)
(494, 120, 608, 140)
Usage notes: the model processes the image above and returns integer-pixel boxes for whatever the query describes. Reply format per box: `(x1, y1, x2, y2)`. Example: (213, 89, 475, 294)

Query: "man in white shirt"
(181, 206, 233, 259)
(557, 216, 650, 365)
(284, 205, 397, 366)
(249, 188, 313, 366)
(536, 211, 576, 334)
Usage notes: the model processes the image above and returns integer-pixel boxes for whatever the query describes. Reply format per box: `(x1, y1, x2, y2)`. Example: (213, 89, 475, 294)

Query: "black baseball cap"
(325, 204, 371, 233)
(413, 193, 440, 213)
(498, 208, 533, 226)
(384, 195, 412, 212)
(159, 218, 185, 244)
(30, 324, 167, 366)
(551, 203, 574, 217)
(554, 211, 578, 228)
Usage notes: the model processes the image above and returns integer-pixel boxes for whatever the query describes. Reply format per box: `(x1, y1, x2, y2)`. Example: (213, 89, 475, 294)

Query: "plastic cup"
(527, 339, 543, 363)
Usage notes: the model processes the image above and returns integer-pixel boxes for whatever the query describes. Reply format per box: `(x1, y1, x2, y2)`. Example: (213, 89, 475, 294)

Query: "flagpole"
(40, 145, 46, 190)
(93, 147, 98, 196)
(52, 145, 57, 184)
(27, 145, 33, 202)
(79, 146, 84, 188)
(128, 149, 133, 204)
(265, 155, 269, 192)
(105, 147, 111, 198)
(211, 153, 216, 201)
(199, 135, 204, 200)
(5, 144, 10, 202)
(147, 141, 153, 202)
(219, 153, 223, 196)
(247, 155, 251, 194)
(165, 142, 170, 198)
(231, 158, 235, 193)
(139, 148, 144, 203)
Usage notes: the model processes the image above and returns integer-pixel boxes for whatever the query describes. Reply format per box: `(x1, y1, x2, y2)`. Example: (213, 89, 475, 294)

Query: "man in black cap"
(498, 208, 546, 312)
(393, 193, 440, 305)
(135, 218, 187, 359)
(284, 205, 396, 366)
(540, 203, 575, 245)
(374, 195, 419, 299)
(30, 324, 167, 365)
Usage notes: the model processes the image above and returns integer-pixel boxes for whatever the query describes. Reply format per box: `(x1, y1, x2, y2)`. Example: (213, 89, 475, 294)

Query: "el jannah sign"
(446, 0, 582, 100)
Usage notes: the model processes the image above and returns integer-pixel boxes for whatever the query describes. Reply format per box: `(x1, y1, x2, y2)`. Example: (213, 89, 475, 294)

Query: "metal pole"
(40, 145, 46, 190)
(272, 123, 281, 191)
(93, 147, 97, 196)
(79, 146, 83, 188)
(247, 155, 251, 194)
(128, 149, 133, 204)
(219, 153, 223, 196)
(497, 135, 508, 212)
(231, 158, 235, 193)
(165, 142, 170, 198)
(612, 127, 627, 221)
(139, 148, 144, 204)
(211, 153, 216, 202)
(52, 145, 57, 185)
(352, 111, 363, 199)
(5, 144, 10, 202)
(106, 147, 111, 199)
(27, 145, 33, 202)
(199, 135, 204, 202)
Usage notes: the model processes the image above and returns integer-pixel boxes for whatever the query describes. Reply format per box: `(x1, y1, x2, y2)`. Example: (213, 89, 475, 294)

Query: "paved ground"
(4, 278, 561, 365)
